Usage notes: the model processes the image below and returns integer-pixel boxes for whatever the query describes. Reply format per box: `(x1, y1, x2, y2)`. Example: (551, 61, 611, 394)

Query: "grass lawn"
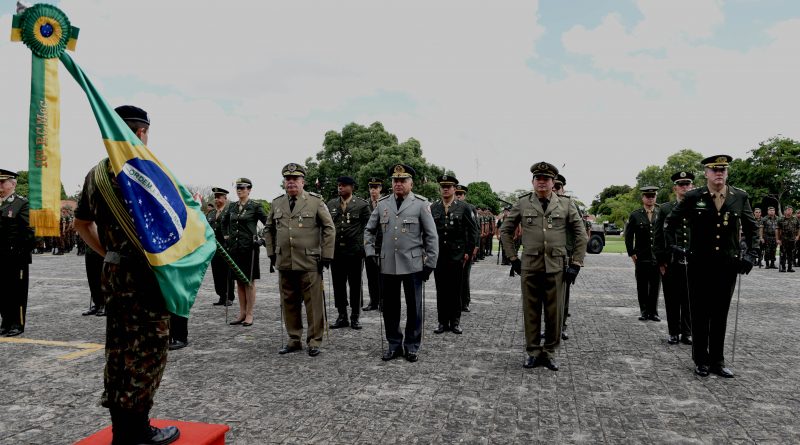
(601, 234, 627, 254)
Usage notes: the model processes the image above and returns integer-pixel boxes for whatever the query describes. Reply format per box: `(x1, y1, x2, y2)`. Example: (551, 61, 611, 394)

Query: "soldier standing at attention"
(265, 163, 335, 357)
(0, 169, 34, 337)
(752, 208, 763, 267)
(626, 186, 662, 322)
(553, 174, 578, 340)
(208, 187, 235, 306)
(665, 154, 758, 378)
(431, 175, 478, 335)
(795, 207, 800, 267)
(362, 177, 384, 312)
(74, 105, 180, 444)
(327, 176, 371, 330)
(761, 207, 778, 269)
(500, 162, 587, 371)
(653, 171, 694, 346)
(776, 205, 798, 273)
(455, 184, 480, 312)
(225, 178, 267, 327)
(364, 164, 438, 362)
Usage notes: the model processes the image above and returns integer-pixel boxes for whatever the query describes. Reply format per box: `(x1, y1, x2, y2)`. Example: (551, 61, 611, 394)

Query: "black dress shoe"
(140, 425, 180, 445)
(224, 300, 233, 306)
(168, 340, 188, 351)
(694, 365, 710, 377)
(5, 327, 23, 337)
(788, 268, 796, 273)
(0, 327, 8, 336)
(308, 346, 321, 357)
(279, 345, 302, 354)
(561, 331, 569, 340)
(95, 306, 106, 316)
(241, 320, 253, 327)
(540, 357, 559, 371)
(82, 306, 100, 316)
(350, 317, 362, 330)
(523, 356, 538, 368)
(649, 314, 661, 322)
(229, 319, 244, 325)
(212, 300, 226, 306)
(710, 365, 734, 378)
(680, 335, 693, 345)
(330, 314, 349, 329)
(667, 335, 679, 345)
(382, 349, 403, 361)
(362, 305, 377, 312)
(433, 324, 448, 334)
(405, 351, 418, 362)
(451, 324, 463, 334)
(638, 313, 648, 321)
(461, 306, 471, 312)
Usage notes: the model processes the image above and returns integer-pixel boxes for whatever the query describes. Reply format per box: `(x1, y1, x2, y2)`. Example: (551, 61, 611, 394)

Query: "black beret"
(114, 105, 150, 125)
(337, 176, 355, 186)
(389, 163, 415, 179)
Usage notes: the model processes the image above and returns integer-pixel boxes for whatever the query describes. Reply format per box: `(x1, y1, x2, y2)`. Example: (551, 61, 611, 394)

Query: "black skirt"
(230, 248, 260, 282)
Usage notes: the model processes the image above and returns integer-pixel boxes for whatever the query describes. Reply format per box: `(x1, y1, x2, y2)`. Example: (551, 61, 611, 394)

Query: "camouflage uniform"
(75, 161, 169, 411)
(761, 215, 778, 268)
(777, 214, 799, 272)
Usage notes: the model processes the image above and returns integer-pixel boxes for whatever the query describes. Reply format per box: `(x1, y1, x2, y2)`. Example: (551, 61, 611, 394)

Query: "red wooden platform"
(74, 419, 229, 445)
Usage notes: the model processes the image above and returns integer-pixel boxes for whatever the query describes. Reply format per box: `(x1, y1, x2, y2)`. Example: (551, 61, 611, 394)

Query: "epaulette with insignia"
(518, 192, 533, 199)
(378, 195, 391, 201)
(308, 191, 322, 198)
(273, 193, 285, 201)
(415, 194, 429, 202)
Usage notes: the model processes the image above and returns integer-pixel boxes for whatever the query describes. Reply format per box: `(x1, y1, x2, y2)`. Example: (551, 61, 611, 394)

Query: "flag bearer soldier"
(653, 171, 694, 346)
(0, 169, 34, 337)
(665, 154, 759, 378)
(626, 186, 662, 322)
(74, 105, 180, 444)
(761, 207, 778, 269)
(776, 205, 798, 272)
(265, 163, 335, 357)
(327, 176, 372, 330)
(364, 164, 438, 362)
(362, 177, 384, 312)
(752, 208, 763, 267)
(500, 162, 587, 371)
(455, 184, 480, 312)
(207, 187, 235, 306)
(431, 175, 478, 335)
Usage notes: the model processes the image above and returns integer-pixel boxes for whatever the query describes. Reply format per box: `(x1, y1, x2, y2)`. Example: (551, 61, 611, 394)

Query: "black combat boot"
(330, 313, 349, 329)
(350, 313, 362, 330)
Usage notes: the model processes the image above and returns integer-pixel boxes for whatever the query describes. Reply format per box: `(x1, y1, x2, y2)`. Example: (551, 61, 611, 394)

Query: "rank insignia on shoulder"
(309, 192, 322, 198)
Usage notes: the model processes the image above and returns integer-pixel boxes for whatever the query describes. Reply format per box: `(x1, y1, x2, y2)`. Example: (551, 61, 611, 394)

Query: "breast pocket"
(523, 211, 539, 226)
(300, 211, 317, 228)
(402, 216, 420, 234)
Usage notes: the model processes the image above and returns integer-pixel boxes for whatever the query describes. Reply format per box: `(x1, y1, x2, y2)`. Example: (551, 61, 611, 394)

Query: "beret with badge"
(114, 105, 150, 125)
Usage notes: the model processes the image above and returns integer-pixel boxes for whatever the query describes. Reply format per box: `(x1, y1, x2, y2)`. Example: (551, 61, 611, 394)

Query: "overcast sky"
(2, 0, 799, 203)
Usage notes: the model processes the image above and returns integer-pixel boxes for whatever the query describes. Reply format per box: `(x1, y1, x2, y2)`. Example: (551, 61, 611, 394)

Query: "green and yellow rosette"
(10, 3, 79, 236)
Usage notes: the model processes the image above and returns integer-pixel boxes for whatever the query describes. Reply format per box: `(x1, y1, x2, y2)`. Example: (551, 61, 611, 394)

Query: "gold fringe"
(30, 209, 61, 237)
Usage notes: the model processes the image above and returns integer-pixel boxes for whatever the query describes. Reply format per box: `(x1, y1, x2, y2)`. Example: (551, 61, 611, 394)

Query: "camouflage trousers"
(100, 262, 170, 412)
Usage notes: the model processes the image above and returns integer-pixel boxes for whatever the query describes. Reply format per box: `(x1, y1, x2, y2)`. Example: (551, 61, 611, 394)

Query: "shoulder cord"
(93, 158, 146, 256)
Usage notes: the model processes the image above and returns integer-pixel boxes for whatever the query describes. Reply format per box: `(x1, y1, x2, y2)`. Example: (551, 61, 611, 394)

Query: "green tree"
(589, 184, 632, 216)
(465, 181, 499, 212)
(304, 122, 447, 201)
(635, 149, 705, 202)
(727, 136, 800, 211)
(12, 170, 67, 200)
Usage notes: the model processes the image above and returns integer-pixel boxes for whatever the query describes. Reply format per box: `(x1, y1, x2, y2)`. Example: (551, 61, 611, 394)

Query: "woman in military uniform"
(225, 178, 267, 326)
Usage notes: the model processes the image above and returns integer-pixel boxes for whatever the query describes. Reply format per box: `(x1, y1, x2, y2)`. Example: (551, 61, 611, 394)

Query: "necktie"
(396, 197, 403, 210)
(539, 198, 548, 212)
(647, 210, 653, 222)
(289, 197, 296, 212)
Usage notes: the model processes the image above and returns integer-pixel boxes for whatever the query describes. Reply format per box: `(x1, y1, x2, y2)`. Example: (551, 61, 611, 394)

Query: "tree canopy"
(303, 122, 447, 201)
(464, 181, 499, 212)
(728, 136, 800, 211)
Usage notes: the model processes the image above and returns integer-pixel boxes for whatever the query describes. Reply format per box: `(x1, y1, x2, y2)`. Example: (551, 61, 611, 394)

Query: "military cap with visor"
(554, 174, 566, 186)
(671, 171, 695, 184)
(234, 178, 252, 187)
(389, 163, 415, 179)
(455, 184, 468, 194)
(0, 169, 19, 180)
(212, 187, 229, 196)
(437, 174, 459, 186)
(367, 177, 383, 187)
(530, 162, 559, 178)
(281, 163, 306, 177)
(640, 186, 659, 195)
(702, 154, 733, 169)
(114, 105, 150, 125)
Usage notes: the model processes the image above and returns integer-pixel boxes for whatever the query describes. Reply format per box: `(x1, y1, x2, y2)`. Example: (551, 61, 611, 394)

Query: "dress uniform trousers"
(169, 314, 188, 343)
(635, 260, 660, 316)
(279, 270, 325, 348)
(365, 255, 381, 308)
(460, 259, 472, 309)
(0, 261, 28, 330)
(86, 249, 105, 308)
(662, 259, 692, 337)
(687, 258, 737, 367)
(382, 273, 424, 354)
(521, 269, 564, 360)
(331, 255, 364, 315)
(210, 252, 235, 302)
(434, 259, 464, 327)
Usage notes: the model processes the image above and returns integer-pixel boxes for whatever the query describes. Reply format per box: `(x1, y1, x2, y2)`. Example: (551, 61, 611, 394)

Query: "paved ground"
(1, 252, 798, 444)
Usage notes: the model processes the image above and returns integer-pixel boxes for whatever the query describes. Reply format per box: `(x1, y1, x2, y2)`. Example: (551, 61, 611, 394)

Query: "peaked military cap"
(640, 186, 659, 194)
(437, 174, 458, 186)
(212, 187, 229, 196)
(671, 171, 695, 183)
(530, 161, 559, 178)
(235, 178, 252, 187)
(282, 163, 306, 177)
(337, 176, 355, 186)
(368, 177, 383, 187)
(701, 154, 732, 168)
(389, 163, 415, 179)
(555, 174, 566, 185)
(0, 169, 19, 180)
(114, 105, 150, 125)
(455, 184, 468, 194)
(768, 206, 775, 210)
